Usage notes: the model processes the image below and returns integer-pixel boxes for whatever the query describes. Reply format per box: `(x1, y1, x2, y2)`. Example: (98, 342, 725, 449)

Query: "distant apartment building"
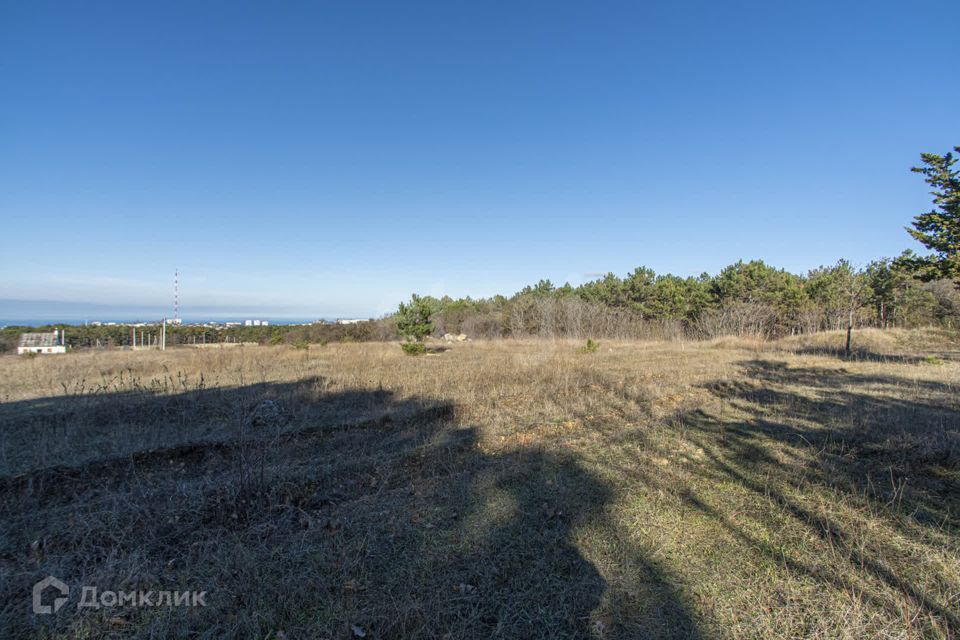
(18, 329, 67, 355)
(243, 319, 269, 326)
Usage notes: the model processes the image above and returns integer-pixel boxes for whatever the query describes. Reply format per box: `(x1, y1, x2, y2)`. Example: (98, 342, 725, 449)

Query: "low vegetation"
(400, 342, 427, 356)
(1, 328, 958, 638)
(579, 338, 600, 354)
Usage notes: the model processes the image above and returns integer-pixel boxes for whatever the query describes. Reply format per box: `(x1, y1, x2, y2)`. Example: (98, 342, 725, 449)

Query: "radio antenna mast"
(174, 269, 180, 323)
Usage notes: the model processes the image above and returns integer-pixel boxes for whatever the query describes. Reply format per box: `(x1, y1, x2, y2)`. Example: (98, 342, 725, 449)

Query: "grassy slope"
(0, 329, 958, 639)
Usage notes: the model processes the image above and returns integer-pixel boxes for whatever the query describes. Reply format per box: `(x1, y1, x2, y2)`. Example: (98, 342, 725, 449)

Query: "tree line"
(0, 320, 399, 353)
(397, 145, 960, 341)
(400, 255, 959, 341)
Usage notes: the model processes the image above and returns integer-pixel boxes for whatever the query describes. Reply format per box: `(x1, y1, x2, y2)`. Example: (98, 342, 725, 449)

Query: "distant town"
(0, 316, 382, 354)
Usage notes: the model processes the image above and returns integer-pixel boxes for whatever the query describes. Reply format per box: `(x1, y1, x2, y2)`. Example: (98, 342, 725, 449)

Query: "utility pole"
(162, 318, 167, 351)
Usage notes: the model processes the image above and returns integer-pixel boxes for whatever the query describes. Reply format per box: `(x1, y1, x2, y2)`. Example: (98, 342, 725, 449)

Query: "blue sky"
(1, 1, 958, 320)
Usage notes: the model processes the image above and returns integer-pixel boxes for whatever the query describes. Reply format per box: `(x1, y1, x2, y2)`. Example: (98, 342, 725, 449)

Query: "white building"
(18, 330, 67, 355)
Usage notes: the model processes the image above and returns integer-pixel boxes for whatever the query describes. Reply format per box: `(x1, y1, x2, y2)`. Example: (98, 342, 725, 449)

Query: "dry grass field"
(1, 328, 959, 639)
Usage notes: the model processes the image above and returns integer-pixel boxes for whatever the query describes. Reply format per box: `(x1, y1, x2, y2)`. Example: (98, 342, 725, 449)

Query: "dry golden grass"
(1, 329, 958, 638)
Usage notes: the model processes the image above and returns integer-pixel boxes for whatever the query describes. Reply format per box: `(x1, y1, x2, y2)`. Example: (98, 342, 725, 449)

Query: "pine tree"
(395, 294, 434, 343)
(902, 146, 960, 285)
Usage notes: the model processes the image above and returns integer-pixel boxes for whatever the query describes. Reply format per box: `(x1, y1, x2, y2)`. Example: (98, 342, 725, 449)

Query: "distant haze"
(0, 299, 369, 326)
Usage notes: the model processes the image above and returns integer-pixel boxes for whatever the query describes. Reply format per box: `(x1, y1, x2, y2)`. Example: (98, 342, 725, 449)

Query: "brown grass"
(1, 329, 958, 638)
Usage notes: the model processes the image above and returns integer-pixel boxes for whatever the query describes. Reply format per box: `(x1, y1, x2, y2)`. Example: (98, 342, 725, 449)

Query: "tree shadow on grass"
(672, 359, 960, 636)
(0, 380, 701, 638)
(781, 344, 960, 364)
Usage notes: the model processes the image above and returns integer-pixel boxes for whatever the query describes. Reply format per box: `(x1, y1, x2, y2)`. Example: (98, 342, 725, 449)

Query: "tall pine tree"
(902, 146, 960, 286)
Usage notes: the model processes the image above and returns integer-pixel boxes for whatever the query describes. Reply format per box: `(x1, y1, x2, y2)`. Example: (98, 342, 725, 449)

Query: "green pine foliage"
(400, 342, 427, 356)
(578, 338, 600, 354)
(395, 294, 435, 343)
(901, 147, 960, 285)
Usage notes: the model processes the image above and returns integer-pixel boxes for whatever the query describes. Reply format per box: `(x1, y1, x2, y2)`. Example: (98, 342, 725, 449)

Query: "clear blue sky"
(1, 0, 958, 320)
